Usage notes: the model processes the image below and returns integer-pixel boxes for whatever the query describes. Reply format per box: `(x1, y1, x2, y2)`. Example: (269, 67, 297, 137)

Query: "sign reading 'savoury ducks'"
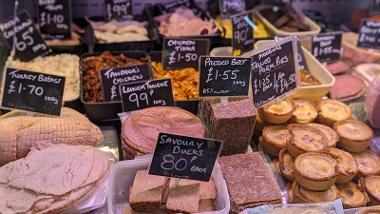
(358, 19, 380, 49)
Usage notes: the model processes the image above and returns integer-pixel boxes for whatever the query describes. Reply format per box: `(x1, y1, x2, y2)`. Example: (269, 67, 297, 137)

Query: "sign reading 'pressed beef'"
(199, 56, 251, 97)
(163, 38, 210, 70)
(37, 0, 72, 39)
(2, 67, 65, 116)
(311, 32, 342, 62)
(100, 63, 151, 102)
(119, 79, 174, 112)
(358, 19, 380, 49)
(251, 38, 299, 107)
(0, 11, 50, 62)
(149, 132, 222, 182)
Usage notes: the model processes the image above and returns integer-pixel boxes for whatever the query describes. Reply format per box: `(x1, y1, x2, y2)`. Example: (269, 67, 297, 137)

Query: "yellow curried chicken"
(0, 108, 103, 165)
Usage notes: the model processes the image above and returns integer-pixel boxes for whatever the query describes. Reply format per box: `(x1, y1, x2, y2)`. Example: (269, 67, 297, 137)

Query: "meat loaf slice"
(331, 74, 365, 101)
(326, 60, 350, 75)
(202, 99, 256, 156)
(129, 170, 165, 213)
(366, 75, 380, 129)
(166, 183, 200, 214)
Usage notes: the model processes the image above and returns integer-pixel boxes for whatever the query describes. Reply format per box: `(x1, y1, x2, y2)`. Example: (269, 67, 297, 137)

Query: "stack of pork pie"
(256, 97, 380, 208)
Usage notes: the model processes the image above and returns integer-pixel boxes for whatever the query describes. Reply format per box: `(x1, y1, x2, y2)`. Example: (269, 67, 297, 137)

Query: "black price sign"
(105, 0, 131, 21)
(370, 0, 380, 13)
(232, 12, 254, 56)
(163, 0, 191, 13)
(119, 79, 175, 112)
(275, 36, 308, 71)
(163, 38, 210, 70)
(149, 133, 222, 182)
(2, 67, 65, 116)
(199, 56, 251, 97)
(311, 32, 342, 62)
(358, 19, 380, 49)
(37, 0, 72, 39)
(0, 11, 50, 62)
(218, 0, 246, 18)
(100, 63, 151, 102)
(251, 39, 299, 107)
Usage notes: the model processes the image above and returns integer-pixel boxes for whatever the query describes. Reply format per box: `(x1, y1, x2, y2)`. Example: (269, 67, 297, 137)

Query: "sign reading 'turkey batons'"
(149, 133, 222, 182)
(251, 38, 299, 107)
(2, 67, 65, 116)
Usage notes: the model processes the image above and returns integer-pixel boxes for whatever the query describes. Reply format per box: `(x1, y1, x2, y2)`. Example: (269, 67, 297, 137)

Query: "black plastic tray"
(85, 10, 160, 53)
(80, 51, 150, 122)
(144, 3, 225, 49)
(149, 51, 199, 115)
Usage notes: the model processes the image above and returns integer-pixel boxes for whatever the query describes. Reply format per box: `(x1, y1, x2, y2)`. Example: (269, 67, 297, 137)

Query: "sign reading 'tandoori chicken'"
(149, 132, 222, 182)
(163, 38, 210, 70)
(1, 67, 65, 116)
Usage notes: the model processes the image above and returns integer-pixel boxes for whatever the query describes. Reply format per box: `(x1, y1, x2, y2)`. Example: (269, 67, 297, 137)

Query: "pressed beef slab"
(218, 153, 282, 213)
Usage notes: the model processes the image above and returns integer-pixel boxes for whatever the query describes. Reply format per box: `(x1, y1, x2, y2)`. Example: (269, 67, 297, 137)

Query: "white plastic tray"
(107, 157, 230, 214)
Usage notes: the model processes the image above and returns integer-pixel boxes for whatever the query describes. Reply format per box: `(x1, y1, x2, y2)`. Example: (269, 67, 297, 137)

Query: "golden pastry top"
(292, 99, 318, 123)
(308, 123, 339, 147)
(263, 125, 289, 147)
(279, 149, 295, 177)
(352, 150, 380, 176)
(337, 182, 368, 207)
(327, 148, 358, 176)
(263, 99, 295, 115)
(295, 152, 337, 180)
(293, 181, 338, 202)
(364, 176, 380, 200)
(289, 124, 327, 152)
(318, 99, 352, 121)
(334, 119, 374, 141)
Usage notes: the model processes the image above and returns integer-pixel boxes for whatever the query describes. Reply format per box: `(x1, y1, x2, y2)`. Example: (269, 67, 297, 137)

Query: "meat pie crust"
(317, 99, 352, 127)
(294, 152, 338, 191)
(287, 124, 328, 157)
(337, 182, 369, 208)
(291, 181, 338, 203)
(308, 123, 339, 148)
(352, 149, 380, 178)
(334, 119, 374, 153)
(327, 148, 358, 184)
(291, 99, 318, 124)
(258, 99, 295, 124)
(260, 125, 289, 157)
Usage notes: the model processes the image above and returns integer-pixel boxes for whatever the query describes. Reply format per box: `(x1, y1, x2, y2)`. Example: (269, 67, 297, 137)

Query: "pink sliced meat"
(325, 60, 350, 75)
(331, 74, 364, 101)
(366, 75, 380, 129)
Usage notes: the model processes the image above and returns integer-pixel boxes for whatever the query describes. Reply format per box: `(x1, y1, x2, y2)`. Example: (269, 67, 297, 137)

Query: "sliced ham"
(366, 75, 380, 129)
(325, 60, 350, 75)
(331, 74, 365, 102)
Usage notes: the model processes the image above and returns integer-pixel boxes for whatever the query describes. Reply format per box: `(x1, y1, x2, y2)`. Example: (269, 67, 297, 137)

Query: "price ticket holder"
(148, 132, 223, 192)
(198, 56, 252, 107)
(357, 18, 380, 50)
(310, 32, 342, 63)
(249, 36, 300, 108)
(232, 10, 256, 56)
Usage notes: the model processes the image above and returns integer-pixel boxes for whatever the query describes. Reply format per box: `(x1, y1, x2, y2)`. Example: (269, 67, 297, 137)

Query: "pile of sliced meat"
(0, 107, 103, 165)
(0, 144, 111, 214)
(330, 74, 365, 102)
